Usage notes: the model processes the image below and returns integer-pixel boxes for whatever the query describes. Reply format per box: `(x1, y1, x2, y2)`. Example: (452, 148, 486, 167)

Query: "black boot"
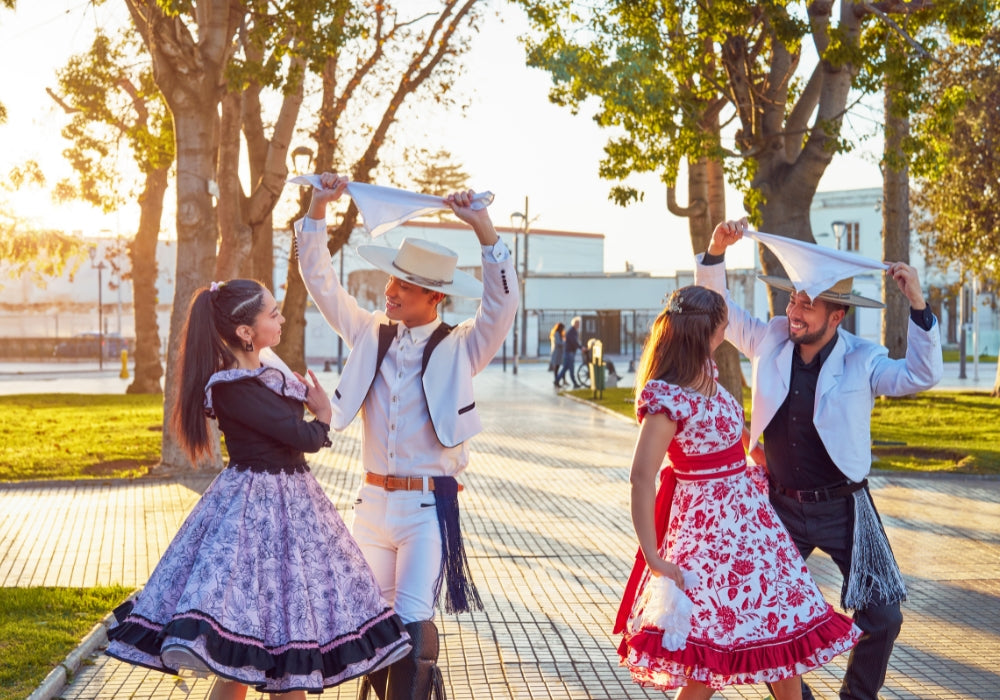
(385, 620, 446, 700)
(357, 666, 389, 700)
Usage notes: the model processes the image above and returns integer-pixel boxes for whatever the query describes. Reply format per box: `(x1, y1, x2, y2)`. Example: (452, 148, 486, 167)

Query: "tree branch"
(44, 87, 81, 115)
(862, 1, 933, 60)
(666, 185, 707, 218)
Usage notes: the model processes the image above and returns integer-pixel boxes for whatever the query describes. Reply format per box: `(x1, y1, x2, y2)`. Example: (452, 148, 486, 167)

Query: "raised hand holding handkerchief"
(287, 174, 494, 238)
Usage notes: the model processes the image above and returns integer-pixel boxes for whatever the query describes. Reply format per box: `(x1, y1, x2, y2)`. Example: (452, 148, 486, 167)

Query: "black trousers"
(770, 489, 902, 700)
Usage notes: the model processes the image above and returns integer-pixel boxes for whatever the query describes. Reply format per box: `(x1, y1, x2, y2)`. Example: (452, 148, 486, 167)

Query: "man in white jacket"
(697, 219, 943, 700)
(295, 172, 518, 700)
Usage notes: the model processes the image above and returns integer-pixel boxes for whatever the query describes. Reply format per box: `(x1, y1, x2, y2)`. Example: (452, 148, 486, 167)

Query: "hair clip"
(665, 295, 683, 314)
(209, 281, 224, 292)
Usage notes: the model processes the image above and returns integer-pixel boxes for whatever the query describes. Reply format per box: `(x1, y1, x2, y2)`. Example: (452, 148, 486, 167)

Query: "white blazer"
(696, 256, 944, 482)
(295, 220, 519, 447)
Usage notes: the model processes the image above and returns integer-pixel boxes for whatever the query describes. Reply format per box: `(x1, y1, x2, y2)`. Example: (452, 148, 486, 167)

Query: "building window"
(846, 222, 860, 252)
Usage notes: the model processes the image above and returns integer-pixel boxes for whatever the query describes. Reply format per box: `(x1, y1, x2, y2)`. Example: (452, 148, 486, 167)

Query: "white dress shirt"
(363, 318, 465, 477)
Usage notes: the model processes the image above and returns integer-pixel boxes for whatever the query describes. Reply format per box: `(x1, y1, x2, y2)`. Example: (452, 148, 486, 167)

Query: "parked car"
(54, 332, 132, 359)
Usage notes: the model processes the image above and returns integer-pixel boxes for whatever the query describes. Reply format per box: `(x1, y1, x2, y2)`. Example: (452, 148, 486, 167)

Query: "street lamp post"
(89, 245, 106, 370)
(507, 229, 519, 376)
(831, 220, 848, 250)
(510, 197, 534, 360)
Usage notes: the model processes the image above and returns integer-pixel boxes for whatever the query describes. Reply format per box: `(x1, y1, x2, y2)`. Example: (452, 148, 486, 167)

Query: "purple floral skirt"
(106, 464, 410, 693)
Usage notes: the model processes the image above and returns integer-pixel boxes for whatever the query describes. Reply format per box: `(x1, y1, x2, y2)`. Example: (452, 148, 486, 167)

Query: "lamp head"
(290, 145, 315, 175)
(831, 220, 848, 244)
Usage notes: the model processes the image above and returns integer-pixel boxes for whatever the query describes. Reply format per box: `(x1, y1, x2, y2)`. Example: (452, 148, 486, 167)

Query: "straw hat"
(758, 275, 884, 308)
(357, 238, 483, 298)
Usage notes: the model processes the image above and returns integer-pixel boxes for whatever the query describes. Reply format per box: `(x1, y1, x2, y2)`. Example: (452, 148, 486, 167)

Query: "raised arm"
(294, 173, 376, 345)
(446, 190, 519, 372)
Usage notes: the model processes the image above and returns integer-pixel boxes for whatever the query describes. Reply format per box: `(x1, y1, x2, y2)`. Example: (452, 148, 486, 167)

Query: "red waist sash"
(613, 440, 746, 635)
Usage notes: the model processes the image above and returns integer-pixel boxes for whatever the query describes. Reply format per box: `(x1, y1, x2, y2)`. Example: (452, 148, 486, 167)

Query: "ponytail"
(170, 280, 265, 461)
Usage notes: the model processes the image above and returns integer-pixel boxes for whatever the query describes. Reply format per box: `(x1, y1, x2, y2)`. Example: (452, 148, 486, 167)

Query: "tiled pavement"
(2, 363, 999, 699)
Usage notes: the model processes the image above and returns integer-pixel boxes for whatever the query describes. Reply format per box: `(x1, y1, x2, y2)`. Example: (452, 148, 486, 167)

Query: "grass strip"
(0, 394, 163, 481)
(567, 387, 1000, 475)
(0, 586, 133, 700)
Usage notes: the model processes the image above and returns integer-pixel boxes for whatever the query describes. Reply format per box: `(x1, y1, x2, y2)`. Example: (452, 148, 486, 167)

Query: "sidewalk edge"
(27, 611, 116, 700)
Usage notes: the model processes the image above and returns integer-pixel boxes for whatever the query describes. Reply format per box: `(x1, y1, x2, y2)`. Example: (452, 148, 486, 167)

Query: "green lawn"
(0, 586, 133, 700)
(0, 394, 163, 481)
(568, 386, 1000, 475)
(941, 349, 998, 363)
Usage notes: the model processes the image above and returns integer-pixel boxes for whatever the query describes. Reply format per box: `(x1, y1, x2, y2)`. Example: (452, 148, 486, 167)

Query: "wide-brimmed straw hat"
(758, 274, 884, 308)
(357, 238, 483, 298)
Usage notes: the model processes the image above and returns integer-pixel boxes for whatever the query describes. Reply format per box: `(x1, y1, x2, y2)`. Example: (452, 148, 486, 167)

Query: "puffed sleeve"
(636, 380, 696, 424)
(213, 380, 331, 453)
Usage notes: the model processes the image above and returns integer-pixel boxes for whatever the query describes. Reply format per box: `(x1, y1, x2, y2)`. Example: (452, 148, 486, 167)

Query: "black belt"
(770, 478, 867, 503)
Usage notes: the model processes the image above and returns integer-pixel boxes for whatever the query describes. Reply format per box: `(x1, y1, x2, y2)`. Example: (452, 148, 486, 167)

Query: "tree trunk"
(992, 356, 1000, 397)
(215, 89, 251, 281)
(158, 103, 224, 472)
(277, 187, 314, 376)
(250, 218, 275, 289)
(126, 165, 168, 394)
(882, 75, 910, 359)
(704, 157, 744, 399)
(124, 0, 239, 472)
(668, 155, 742, 399)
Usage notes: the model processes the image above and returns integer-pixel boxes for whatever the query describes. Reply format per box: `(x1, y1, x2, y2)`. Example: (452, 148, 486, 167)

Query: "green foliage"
(911, 27, 1000, 295)
(0, 586, 133, 700)
(52, 29, 174, 213)
(0, 394, 163, 481)
(513, 0, 995, 213)
(0, 163, 87, 284)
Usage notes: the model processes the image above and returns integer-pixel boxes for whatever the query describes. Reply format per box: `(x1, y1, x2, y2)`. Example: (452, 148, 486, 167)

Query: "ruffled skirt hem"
(106, 602, 411, 692)
(618, 607, 861, 691)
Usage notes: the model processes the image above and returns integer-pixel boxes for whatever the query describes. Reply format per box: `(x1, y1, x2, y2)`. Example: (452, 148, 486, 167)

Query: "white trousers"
(351, 483, 443, 624)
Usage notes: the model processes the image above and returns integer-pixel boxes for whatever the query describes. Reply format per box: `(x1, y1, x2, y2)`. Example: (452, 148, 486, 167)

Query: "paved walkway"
(2, 363, 999, 698)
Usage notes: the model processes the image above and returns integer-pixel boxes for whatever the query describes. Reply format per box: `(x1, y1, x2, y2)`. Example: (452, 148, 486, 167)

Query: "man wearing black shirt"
(696, 219, 943, 700)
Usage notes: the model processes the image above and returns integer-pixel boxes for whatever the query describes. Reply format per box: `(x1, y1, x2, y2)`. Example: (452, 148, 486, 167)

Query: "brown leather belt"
(364, 472, 463, 492)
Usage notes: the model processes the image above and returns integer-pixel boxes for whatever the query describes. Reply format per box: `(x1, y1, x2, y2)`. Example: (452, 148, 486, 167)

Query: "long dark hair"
(550, 321, 565, 340)
(635, 285, 727, 406)
(171, 279, 266, 460)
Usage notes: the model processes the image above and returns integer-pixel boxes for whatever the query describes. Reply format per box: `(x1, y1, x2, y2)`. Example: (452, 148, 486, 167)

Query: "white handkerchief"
(286, 175, 494, 238)
(746, 230, 889, 301)
(637, 570, 698, 651)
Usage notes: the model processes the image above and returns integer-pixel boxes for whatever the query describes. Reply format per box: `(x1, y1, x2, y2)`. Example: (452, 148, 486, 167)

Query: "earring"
(243, 339, 253, 352)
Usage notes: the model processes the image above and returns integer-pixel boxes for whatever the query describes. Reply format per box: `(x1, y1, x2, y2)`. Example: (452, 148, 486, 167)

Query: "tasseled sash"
(432, 476, 483, 614)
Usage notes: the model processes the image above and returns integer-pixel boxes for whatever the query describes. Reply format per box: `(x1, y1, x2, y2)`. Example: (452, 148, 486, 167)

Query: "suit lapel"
(816, 330, 846, 405)
(751, 339, 795, 442)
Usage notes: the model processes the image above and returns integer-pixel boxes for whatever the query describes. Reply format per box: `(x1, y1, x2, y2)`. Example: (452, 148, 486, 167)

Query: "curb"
(560, 390, 635, 424)
(27, 611, 116, 700)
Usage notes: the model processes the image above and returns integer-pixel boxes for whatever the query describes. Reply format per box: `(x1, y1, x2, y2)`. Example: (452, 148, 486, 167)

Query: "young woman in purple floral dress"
(106, 279, 410, 698)
(615, 285, 860, 699)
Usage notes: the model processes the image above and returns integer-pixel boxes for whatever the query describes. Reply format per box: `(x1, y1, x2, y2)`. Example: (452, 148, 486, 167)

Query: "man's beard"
(789, 317, 833, 346)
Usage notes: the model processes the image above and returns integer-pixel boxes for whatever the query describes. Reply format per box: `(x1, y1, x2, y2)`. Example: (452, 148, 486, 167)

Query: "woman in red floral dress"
(615, 286, 860, 698)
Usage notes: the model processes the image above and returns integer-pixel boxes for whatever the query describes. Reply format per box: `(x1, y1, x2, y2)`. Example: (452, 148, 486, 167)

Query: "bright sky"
(0, 1, 884, 276)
